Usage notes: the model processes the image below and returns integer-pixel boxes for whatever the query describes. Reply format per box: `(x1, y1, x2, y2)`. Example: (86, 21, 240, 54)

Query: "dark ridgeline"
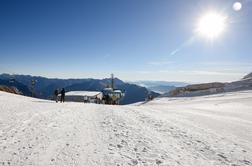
(0, 74, 159, 105)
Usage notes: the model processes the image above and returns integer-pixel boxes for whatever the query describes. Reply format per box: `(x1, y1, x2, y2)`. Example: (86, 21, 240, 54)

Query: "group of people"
(54, 88, 65, 103)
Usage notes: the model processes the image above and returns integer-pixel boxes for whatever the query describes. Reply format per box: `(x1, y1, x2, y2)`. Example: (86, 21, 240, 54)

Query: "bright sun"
(197, 12, 227, 40)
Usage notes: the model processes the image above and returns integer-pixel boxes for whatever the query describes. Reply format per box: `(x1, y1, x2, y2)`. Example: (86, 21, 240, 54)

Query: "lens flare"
(197, 12, 227, 40)
(233, 2, 242, 11)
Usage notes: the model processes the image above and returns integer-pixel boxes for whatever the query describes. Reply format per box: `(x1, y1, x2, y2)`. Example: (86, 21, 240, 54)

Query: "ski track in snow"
(0, 91, 252, 166)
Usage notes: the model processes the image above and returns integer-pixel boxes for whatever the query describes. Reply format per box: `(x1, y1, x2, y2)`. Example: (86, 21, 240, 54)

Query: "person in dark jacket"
(54, 89, 58, 103)
(60, 88, 65, 103)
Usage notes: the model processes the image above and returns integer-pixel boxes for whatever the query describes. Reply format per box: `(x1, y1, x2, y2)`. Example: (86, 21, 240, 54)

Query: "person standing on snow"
(54, 89, 59, 103)
(60, 88, 65, 103)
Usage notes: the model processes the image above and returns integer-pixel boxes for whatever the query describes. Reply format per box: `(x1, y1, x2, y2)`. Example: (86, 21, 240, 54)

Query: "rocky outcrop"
(167, 82, 225, 97)
(243, 72, 252, 79)
(225, 77, 252, 92)
(0, 85, 21, 94)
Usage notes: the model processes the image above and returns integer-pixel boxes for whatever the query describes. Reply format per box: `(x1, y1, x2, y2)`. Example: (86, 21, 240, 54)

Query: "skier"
(54, 89, 58, 103)
(60, 88, 65, 103)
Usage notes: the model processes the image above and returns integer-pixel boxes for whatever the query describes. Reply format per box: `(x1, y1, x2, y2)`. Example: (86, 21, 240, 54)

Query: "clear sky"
(0, 0, 252, 83)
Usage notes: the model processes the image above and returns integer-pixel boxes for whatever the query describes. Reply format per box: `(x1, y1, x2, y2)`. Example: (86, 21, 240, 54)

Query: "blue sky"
(0, 0, 252, 82)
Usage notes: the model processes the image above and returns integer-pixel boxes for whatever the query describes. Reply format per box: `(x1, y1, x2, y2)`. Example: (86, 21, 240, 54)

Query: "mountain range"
(131, 81, 189, 94)
(0, 74, 159, 104)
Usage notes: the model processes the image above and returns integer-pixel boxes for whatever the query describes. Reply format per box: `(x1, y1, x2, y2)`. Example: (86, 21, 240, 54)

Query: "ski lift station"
(65, 89, 124, 104)
(102, 88, 125, 105)
(64, 74, 125, 105)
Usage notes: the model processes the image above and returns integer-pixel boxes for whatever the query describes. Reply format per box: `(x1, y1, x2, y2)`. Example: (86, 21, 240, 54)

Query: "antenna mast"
(111, 73, 114, 90)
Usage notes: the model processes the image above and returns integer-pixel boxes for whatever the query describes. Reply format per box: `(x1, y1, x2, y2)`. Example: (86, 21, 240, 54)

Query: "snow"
(0, 90, 252, 165)
(65, 91, 102, 97)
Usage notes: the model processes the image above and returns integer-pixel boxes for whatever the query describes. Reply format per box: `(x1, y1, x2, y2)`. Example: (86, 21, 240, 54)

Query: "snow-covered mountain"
(0, 90, 251, 165)
(164, 72, 252, 97)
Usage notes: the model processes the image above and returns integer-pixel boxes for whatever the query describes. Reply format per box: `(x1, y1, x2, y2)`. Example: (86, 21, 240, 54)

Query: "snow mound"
(0, 91, 252, 165)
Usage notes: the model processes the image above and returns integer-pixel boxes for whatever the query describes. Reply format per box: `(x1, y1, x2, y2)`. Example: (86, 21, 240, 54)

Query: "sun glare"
(197, 12, 227, 40)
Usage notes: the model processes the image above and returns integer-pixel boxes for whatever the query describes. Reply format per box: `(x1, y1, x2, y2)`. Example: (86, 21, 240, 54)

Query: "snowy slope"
(0, 91, 252, 166)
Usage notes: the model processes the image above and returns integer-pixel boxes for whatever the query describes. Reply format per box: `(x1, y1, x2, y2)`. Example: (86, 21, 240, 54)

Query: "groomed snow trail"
(0, 91, 251, 166)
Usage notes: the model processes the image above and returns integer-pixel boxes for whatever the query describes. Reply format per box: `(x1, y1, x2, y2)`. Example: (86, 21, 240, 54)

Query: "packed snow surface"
(0, 91, 252, 166)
